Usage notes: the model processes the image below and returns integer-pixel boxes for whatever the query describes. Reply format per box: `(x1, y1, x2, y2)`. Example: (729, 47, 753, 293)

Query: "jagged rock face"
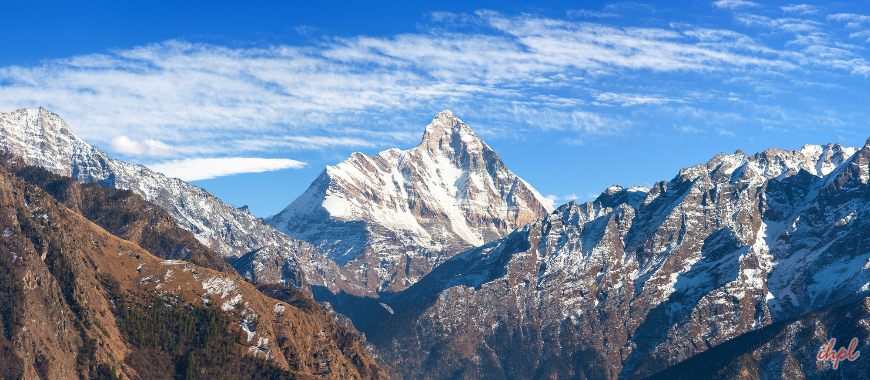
(0, 108, 358, 296)
(268, 110, 554, 293)
(0, 162, 387, 379)
(0, 108, 114, 185)
(230, 245, 313, 294)
(371, 140, 869, 379)
(648, 295, 870, 379)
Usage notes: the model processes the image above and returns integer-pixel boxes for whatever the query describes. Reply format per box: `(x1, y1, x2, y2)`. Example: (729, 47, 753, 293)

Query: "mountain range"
(370, 139, 870, 379)
(2, 107, 870, 379)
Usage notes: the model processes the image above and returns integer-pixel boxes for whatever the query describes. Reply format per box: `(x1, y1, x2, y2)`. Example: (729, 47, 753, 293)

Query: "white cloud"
(595, 93, 685, 107)
(735, 14, 823, 33)
(713, 0, 760, 10)
(109, 136, 176, 156)
(849, 30, 870, 42)
(148, 157, 307, 181)
(716, 128, 736, 136)
(564, 193, 579, 200)
(603, 3, 656, 13)
(674, 125, 701, 133)
(568, 9, 619, 18)
(829, 14, 870, 44)
(828, 13, 870, 23)
(0, 10, 868, 159)
(781, 4, 822, 15)
(543, 195, 559, 208)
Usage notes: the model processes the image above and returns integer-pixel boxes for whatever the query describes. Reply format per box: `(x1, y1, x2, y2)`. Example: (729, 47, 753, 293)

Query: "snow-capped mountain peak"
(268, 111, 554, 293)
(420, 110, 485, 156)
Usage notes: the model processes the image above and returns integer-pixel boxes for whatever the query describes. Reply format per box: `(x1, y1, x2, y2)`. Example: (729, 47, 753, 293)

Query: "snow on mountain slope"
(267, 110, 554, 293)
(370, 139, 869, 380)
(0, 108, 356, 295)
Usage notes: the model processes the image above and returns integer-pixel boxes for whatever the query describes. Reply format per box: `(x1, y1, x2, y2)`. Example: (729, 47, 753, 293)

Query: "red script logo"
(817, 337, 860, 369)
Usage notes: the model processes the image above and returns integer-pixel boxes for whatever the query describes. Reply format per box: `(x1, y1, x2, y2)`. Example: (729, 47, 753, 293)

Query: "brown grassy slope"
(0, 162, 387, 379)
(0, 151, 235, 274)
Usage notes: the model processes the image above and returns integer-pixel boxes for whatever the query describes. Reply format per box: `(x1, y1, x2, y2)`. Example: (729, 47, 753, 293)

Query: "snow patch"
(222, 294, 243, 312)
(201, 275, 238, 301)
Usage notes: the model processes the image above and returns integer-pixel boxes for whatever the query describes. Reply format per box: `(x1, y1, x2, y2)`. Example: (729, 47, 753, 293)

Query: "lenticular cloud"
(148, 157, 307, 181)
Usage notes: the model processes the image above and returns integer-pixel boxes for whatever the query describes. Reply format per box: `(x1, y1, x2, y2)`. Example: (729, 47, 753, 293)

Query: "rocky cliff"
(647, 294, 870, 379)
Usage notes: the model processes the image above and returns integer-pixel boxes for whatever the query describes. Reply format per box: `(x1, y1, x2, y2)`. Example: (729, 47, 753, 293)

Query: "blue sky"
(3, 0, 870, 217)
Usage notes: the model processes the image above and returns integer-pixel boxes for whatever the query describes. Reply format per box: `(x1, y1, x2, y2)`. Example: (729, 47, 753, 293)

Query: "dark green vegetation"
(0, 152, 234, 274)
(256, 283, 318, 314)
(101, 274, 294, 380)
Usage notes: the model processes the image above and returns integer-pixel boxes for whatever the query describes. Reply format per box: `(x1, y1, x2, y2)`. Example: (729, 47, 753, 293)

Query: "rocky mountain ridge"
(267, 110, 554, 293)
(0, 108, 361, 296)
(646, 293, 870, 379)
(0, 151, 235, 274)
(368, 138, 870, 379)
(0, 157, 387, 379)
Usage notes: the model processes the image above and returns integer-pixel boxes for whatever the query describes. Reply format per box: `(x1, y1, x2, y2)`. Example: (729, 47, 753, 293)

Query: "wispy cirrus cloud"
(734, 14, 823, 33)
(781, 4, 822, 15)
(0, 13, 789, 158)
(674, 125, 701, 133)
(829, 13, 870, 43)
(595, 92, 685, 107)
(717, 128, 736, 136)
(2, 8, 870, 181)
(568, 9, 619, 18)
(828, 13, 870, 23)
(713, 0, 760, 10)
